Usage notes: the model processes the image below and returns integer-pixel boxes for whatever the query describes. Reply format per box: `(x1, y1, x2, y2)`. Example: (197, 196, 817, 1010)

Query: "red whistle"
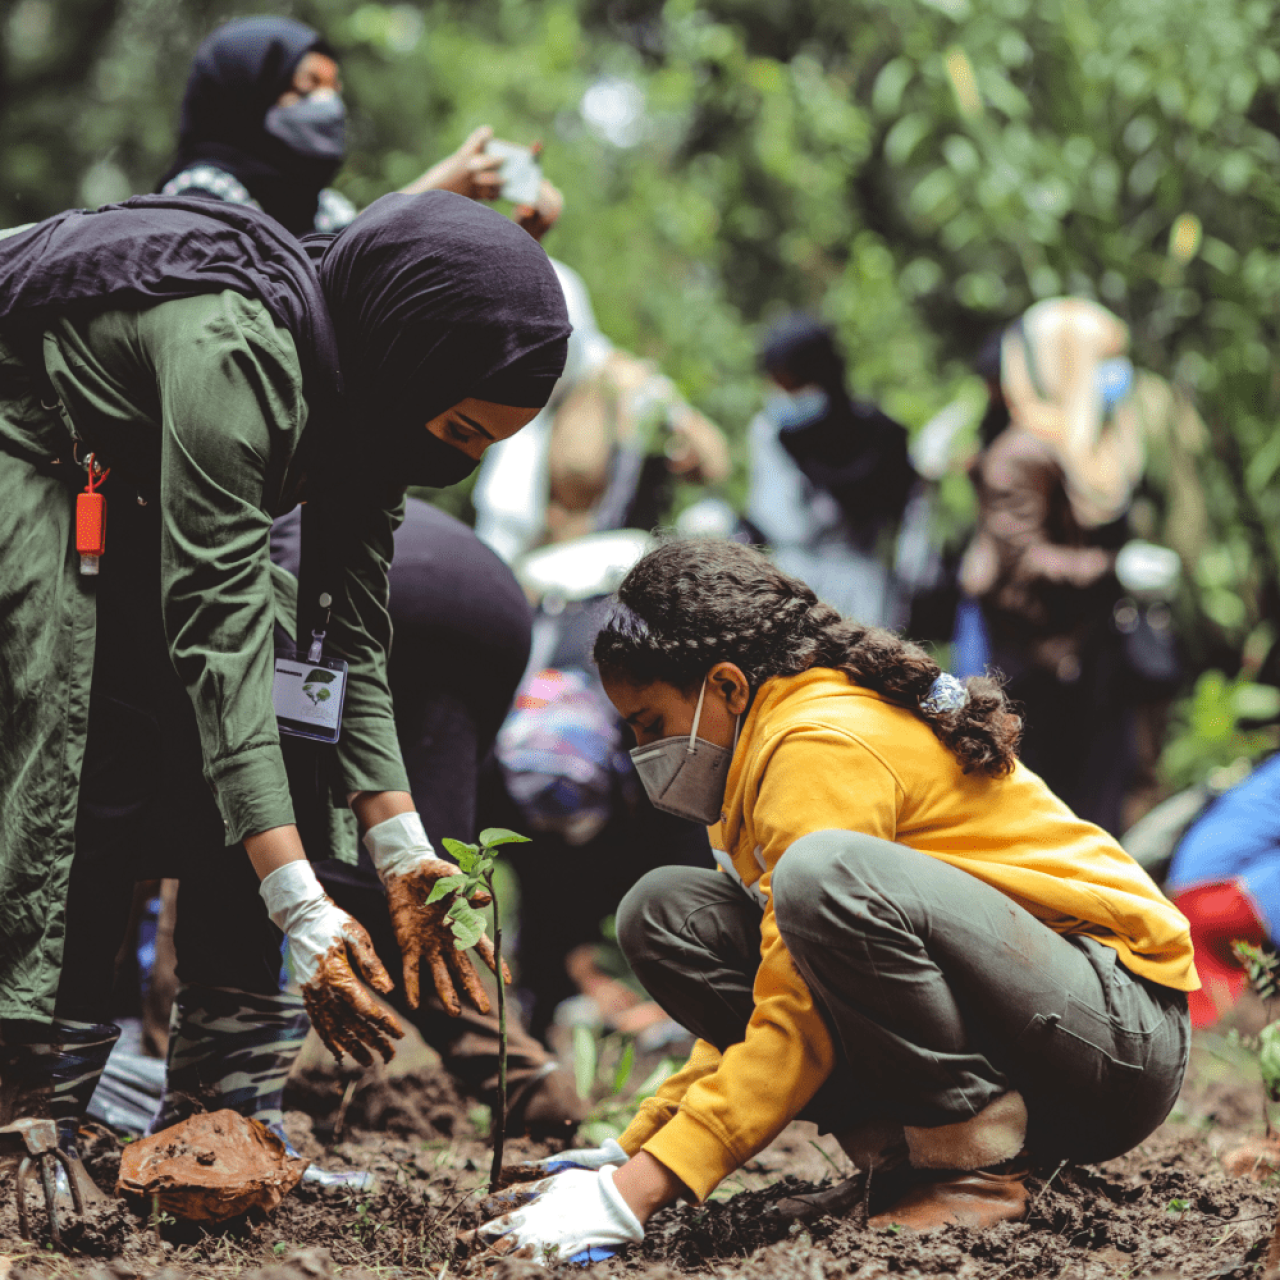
(76, 457, 109, 575)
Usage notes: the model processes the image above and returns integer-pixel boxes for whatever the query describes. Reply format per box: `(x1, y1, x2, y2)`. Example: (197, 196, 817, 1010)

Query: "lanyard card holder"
(274, 596, 347, 743)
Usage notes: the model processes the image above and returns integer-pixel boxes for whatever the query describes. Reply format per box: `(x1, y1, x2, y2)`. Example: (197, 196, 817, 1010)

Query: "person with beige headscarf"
(960, 297, 1204, 835)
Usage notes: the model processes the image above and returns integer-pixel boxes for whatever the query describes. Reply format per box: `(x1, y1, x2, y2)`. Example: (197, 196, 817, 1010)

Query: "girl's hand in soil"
(259, 860, 405, 1066)
(360, 809, 508, 1014)
(463, 1166, 644, 1265)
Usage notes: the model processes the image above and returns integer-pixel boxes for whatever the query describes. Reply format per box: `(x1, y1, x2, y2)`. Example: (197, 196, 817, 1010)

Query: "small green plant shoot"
(1232, 941, 1280, 1100)
(435, 826, 530, 1191)
(1231, 939, 1280, 1272)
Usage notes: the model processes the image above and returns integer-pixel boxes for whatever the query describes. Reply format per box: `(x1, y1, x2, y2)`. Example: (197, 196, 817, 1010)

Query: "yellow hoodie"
(619, 668, 1197, 1201)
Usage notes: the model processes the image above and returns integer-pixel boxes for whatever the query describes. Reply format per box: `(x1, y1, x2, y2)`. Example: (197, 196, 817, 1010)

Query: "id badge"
(273, 650, 348, 743)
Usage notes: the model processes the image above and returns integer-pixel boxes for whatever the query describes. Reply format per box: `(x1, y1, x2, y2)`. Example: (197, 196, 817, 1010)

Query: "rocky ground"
(2, 1011, 1279, 1280)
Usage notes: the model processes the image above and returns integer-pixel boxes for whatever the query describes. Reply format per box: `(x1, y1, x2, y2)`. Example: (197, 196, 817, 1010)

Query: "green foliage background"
(4, 0, 1280, 782)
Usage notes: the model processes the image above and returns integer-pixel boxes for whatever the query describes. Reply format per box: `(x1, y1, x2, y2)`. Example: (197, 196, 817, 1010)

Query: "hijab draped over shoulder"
(0, 190, 571, 484)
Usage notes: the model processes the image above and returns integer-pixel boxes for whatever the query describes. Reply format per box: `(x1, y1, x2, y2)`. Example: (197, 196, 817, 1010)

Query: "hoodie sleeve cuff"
(617, 1097, 678, 1156)
(641, 1111, 743, 1204)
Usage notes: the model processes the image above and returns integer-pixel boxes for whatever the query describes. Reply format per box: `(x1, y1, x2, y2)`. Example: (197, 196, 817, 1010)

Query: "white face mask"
(628, 679, 740, 825)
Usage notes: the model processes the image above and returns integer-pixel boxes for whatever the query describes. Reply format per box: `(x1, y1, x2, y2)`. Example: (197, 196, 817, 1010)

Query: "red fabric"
(1170, 880, 1267, 1027)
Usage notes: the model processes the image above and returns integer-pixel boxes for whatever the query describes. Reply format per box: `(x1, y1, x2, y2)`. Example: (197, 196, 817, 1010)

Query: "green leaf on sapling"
(425, 874, 466, 905)
(450, 907, 487, 951)
(478, 828, 532, 848)
(442, 837, 480, 872)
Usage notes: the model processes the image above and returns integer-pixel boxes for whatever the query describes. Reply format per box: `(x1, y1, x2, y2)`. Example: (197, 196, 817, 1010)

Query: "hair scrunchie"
(919, 672, 970, 716)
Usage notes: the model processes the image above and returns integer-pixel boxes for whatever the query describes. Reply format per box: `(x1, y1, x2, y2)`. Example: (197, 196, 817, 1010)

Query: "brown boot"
(772, 1117, 908, 1224)
(868, 1166, 1028, 1230)
(868, 1092, 1029, 1233)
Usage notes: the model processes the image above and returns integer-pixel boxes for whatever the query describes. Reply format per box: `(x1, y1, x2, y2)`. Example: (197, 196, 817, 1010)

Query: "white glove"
(469, 1166, 644, 1265)
(361, 810, 444, 880)
(259, 860, 402, 1065)
(522, 1138, 630, 1176)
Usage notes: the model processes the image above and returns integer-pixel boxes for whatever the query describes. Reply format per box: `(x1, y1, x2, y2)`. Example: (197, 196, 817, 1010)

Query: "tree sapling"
(433, 827, 530, 1190)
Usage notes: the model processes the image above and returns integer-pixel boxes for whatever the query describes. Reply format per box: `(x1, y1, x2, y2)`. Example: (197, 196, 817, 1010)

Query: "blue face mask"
(770, 386, 831, 432)
(1096, 357, 1134, 410)
(264, 88, 347, 162)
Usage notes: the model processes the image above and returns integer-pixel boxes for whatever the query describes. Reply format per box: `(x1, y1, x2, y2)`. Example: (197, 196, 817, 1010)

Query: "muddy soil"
(2, 1020, 1279, 1280)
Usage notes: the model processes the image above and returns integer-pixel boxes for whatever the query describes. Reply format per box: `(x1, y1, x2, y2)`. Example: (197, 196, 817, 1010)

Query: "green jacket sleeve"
(144, 294, 307, 840)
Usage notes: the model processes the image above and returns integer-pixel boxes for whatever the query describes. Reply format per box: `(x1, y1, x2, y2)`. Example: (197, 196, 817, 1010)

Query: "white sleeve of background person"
(472, 412, 553, 564)
(744, 409, 814, 547)
(259, 860, 350, 986)
(361, 810, 438, 879)
(481, 1167, 644, 1263)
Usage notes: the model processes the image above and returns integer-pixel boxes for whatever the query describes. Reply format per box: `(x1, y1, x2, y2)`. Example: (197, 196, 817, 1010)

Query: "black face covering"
(158, 17, 343, 235)
(317, 190, 571, 488)
(410, 432, 481, 488)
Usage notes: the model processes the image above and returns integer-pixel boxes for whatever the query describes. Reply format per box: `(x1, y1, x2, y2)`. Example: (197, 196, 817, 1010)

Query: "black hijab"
(158, 17, 339, 236)
(317, 189, 570, 481)
(760, 312, 847, 395)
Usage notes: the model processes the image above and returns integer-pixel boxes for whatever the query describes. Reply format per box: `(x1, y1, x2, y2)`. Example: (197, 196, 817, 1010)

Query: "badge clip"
(274, 592, 347, 744)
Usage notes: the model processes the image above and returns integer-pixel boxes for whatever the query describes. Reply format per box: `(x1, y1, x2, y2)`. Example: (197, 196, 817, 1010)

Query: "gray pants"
(618, 829, 1190, 1164)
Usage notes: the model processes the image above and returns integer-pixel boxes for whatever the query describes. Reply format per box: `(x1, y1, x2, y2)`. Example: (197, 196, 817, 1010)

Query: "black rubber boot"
(0, 1019, 121, 1205)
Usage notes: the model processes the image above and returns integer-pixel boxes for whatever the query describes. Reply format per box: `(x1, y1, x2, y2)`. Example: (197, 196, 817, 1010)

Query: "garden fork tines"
(0, 1116, 83, 1248)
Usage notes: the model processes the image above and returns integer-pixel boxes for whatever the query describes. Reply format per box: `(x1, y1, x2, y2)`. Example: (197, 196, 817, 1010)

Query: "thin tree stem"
(487, 867, 508, 1191)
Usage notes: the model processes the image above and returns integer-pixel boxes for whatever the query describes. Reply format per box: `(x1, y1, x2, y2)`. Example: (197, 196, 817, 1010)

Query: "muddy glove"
(362, 811, 505, 1015)
(512, 1138, 630, 1179)
(464, 1167, 643, 1265)
(260, 860, 404, 1066)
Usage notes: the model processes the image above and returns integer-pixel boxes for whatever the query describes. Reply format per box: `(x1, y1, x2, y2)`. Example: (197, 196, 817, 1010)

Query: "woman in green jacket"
(0, 189, 569, 1193)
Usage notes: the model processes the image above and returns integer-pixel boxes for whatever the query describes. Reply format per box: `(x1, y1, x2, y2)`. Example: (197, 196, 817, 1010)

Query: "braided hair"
(593, 539, 1020, 777)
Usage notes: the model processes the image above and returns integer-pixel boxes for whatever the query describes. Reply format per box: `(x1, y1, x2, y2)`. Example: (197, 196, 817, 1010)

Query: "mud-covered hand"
(362, 812, 505, 1015)
(259, 860, 404, 1066)
(462, 1167, 644, 1265)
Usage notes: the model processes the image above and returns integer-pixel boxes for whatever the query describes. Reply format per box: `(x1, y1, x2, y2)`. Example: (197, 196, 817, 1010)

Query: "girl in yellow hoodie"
(471, 538, 1195, 1266)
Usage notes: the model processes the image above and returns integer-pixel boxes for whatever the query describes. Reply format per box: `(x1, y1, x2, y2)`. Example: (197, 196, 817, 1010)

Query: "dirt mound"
(283, 1064, 471, 1141)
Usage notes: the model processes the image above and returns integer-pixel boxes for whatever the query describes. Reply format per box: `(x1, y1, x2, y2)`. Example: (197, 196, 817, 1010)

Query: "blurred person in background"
(473, 260, 731, 564)
(158, 15, 561, 238)
(1162, 753, 1280, 1027)
(959, 298, 1192, 836)
(473, 263, 730, 1042)
(106, 14, 584, 1166)
(745, 313, 920, 631)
